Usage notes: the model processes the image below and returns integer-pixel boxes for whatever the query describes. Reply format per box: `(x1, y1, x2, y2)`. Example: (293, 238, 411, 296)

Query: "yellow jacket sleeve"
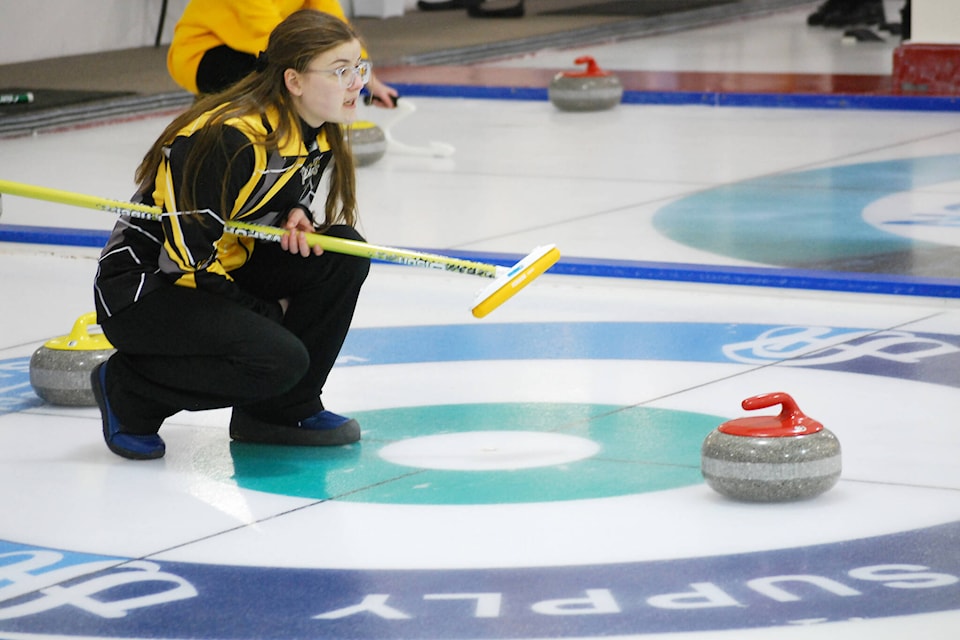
(167, 0, 355, 95)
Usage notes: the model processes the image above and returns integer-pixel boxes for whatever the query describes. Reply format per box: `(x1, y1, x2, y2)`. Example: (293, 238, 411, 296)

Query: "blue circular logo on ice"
(332, 323, 960, 389)
(652, 154, 960, 275)
(1, 322, 960, 638)
(0, 526, 958, 638)
(862, 180, 960, 247)
(0, 357, 41, 414)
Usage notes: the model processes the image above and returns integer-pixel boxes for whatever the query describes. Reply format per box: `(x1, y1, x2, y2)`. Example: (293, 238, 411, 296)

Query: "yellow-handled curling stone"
(30, 312, 115, 406)
(348, 120, 387, 166)
(701, 392, 842, 502)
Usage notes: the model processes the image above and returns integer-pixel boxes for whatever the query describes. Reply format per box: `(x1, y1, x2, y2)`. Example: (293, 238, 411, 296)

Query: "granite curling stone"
(701, 392, 841, 502)
(349, 120, 387, 166)
(548, 56, 623, 112)
(30, 312, 115, 406)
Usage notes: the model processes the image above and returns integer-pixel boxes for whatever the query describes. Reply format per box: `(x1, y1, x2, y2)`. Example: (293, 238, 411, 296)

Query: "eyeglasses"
(305, 61, 372, 88)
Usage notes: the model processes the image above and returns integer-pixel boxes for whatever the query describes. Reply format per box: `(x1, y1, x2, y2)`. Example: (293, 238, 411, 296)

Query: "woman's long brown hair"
(135, 10, 361, 229)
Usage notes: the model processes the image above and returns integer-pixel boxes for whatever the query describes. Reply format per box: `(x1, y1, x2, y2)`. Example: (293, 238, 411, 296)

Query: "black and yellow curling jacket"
(94, 109, 331, 323)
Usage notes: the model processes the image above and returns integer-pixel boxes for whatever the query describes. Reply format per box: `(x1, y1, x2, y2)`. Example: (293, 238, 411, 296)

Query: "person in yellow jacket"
(168, 0, 398, 106)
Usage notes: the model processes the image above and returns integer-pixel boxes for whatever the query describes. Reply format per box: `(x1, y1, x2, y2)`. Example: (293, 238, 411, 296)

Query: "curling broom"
(0, 179, 560, 318)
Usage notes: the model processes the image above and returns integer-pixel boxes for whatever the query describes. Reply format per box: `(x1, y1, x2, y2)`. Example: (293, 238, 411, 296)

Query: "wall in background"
(911, 0, 960, 44)
(0, 0, 188, 65)
(0, 0, 418, 65)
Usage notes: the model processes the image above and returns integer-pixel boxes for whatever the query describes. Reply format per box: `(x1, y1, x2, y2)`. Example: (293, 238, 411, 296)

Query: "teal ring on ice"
(228, 403, 725, 505)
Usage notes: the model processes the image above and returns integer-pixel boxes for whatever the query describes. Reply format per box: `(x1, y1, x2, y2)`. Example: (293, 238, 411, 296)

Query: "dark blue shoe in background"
(300, 410, 357, 432)
(229, 408, 360, 446)
(90, 362, 165, 460)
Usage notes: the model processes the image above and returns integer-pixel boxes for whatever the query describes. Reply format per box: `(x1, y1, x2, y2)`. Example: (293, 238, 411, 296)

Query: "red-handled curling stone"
(349, 120, 387, 166)
(548, 56, 623, 112)
(30, 312, 115, 406)
(701, 392, 841, 502)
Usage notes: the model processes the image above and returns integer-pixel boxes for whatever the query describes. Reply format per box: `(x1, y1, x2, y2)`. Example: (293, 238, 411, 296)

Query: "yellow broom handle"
(0, 179, 499, 277)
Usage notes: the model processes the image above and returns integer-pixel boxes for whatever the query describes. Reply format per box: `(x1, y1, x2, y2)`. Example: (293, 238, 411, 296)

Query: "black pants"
(196, 45, 256, 95)
(100, 225, 370, 434)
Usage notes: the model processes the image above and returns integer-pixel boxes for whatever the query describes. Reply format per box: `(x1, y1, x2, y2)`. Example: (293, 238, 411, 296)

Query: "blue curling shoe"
(229, 409, 360, 446)
(91, 363, 165, 460)
(300, 410, 357, 431)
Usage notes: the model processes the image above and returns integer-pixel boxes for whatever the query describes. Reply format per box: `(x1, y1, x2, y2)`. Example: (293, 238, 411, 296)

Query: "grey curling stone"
(701, 392, 841, 502)
(30, 312, 115, 406)
(350, 121, 387, 166)
(549, 56, 623, 112)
